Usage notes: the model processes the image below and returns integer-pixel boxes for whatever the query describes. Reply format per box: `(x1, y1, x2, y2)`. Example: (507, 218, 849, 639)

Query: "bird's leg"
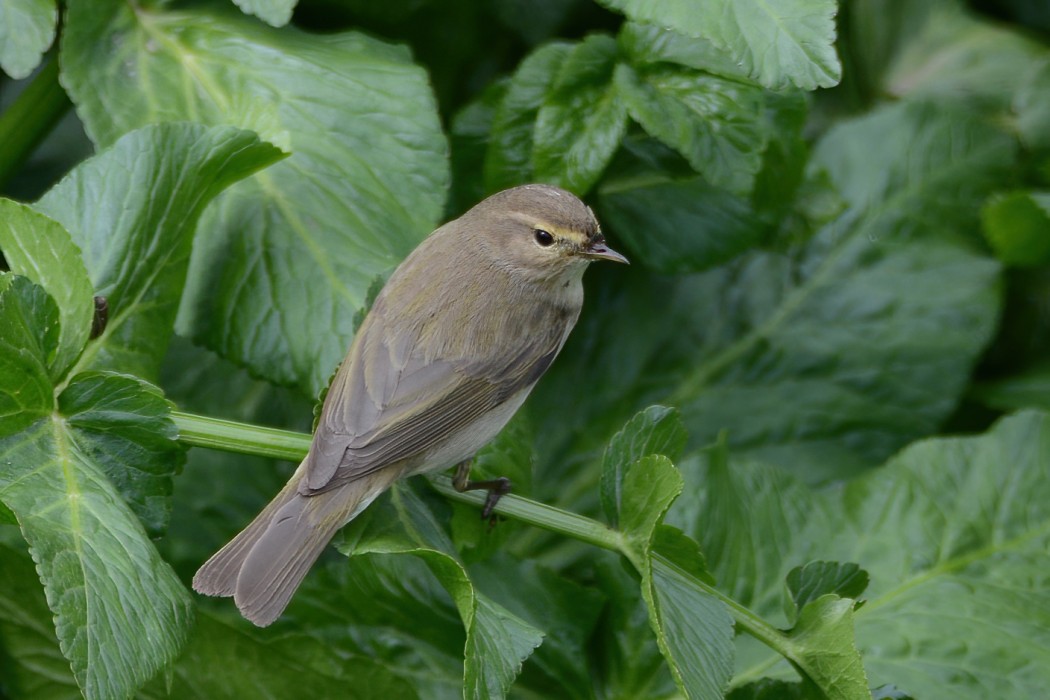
(452, 459, 512, 521)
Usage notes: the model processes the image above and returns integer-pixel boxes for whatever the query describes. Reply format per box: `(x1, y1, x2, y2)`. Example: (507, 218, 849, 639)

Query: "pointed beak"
(583, 238, 629, 264)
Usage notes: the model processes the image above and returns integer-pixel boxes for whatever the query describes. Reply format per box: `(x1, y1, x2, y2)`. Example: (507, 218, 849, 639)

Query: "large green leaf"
(614, 63, 770, 194)
(883, 5, 1048, 109)
(0, 542, 80, 699)
(287, 553, 466, 699)
(533, 35, 627, 194)
(539, 102, 1011, 483)
(595, 88, 807, 273)
(0, 275, 192, 700)
(598, 173, 765, 273)
(595, 0, 840, 90)
(0, 200, 92, 382)
(61, 2, 449, 394)
(468, 556, 605, 700)
(673, 411, 1050, 699)
(141, 612, 416, 699)
(841, 411, 1050, 698)
(34, 123, 284, 383)
(340, 483, 543, 699)
(485, 42, 572, 193)
(0, 0, 56, 78)
(0, 540, 414, 700)
(618, 21, 753, 83)
(59, 371, 183, 535)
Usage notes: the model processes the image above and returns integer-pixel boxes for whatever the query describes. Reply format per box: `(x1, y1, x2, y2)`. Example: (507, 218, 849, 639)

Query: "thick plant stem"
(171, 411, 310, 462)
(0, 57, 72, 189)
(171, 410, 787, 658)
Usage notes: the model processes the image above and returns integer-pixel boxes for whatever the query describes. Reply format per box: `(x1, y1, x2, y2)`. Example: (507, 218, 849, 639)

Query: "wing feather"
(301, 287, 572, 495)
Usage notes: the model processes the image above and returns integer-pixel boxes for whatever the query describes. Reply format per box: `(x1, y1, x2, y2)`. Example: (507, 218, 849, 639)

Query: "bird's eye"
(534, 229, 555, 247)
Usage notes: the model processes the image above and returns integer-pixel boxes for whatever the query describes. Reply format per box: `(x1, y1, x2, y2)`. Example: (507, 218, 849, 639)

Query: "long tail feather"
(192, 474, 302, 598)
(194, 464, 399, 627)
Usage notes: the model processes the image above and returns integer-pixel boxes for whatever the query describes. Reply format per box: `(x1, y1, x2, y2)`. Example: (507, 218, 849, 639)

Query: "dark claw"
(480, 477, 512, 521)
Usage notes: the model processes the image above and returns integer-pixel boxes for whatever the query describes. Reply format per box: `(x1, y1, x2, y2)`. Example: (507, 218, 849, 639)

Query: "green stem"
(0, 56, 72, 189)
(171, 411, 310, 462)
(430, 474, 624, 552)
(171, 410, 788, 663)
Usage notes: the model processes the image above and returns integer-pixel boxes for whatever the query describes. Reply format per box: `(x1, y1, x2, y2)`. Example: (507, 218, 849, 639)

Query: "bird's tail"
(192, 463, 397, 627)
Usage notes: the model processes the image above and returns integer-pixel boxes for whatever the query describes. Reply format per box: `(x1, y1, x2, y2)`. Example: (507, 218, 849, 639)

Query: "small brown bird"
(193, 184, 627, 626)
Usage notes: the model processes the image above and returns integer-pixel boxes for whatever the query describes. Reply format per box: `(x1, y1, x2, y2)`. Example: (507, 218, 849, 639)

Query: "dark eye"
(534, 229, 555, 247)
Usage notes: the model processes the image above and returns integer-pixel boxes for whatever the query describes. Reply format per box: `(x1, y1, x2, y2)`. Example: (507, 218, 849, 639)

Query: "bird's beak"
(583, 238, 629, 264)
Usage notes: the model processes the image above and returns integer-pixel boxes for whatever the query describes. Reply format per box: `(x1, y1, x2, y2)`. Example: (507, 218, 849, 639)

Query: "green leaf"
(614, 63, 769, 193)
(468, 556, 605, 700)
(619, 21, 753, 83)
(0, 276, 191, 700)
(981, 191, 1050, 267)
(0, 542, 80, 699)
(669, 445, 828, 617)
(0, 274, 57, 434)
(340, 484, 543, 699)
(0, 412, 191, 699)
(752, 90, 810, 220)
(785, 562, 869, 624)
(231, 0, 296, 27)
(842, 411, 1050, 698)
(598, 169, 764, 273)
(883, 5, 1048, 109)
(676, 412, 1050, 699)
(664, 102, 1010, 479)
(533, 34, 628, 194)
(619, 455, 682, 565)
(61, 3, 449, 394)
(590, 558, 679, 699)
(783, 596, 870, 700)
(1016, 58, 1050, 150)
(0, 200, 92, 381)
(450, 80, 506, 212)
(600, 405, 686, 527)
(619, 456, 735, 699)
(34, 123, 284, 383)
(485, 42, 572, 193)
(59, 371, 184, 535)
(140, 612, 416, 699)
(537, 102, 1011, 487)
(649, 555, 735, 700)
(289, 554, 466, 697)
(0, 0, 57, 79)
(595, 0, 840, 90)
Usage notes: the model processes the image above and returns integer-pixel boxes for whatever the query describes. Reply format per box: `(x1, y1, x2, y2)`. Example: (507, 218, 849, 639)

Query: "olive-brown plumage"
(192, 184, 626, 626)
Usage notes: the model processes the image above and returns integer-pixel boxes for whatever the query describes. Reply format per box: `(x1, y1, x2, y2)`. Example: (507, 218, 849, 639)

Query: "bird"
(192, 184, 627, 626)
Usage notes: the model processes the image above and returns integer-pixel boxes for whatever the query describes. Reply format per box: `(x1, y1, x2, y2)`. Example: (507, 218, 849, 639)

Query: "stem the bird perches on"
(170, 410, 783, 660)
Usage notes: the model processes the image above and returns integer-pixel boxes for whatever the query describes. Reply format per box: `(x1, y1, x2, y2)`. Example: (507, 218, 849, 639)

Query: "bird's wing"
(300, 302, 565, 494)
